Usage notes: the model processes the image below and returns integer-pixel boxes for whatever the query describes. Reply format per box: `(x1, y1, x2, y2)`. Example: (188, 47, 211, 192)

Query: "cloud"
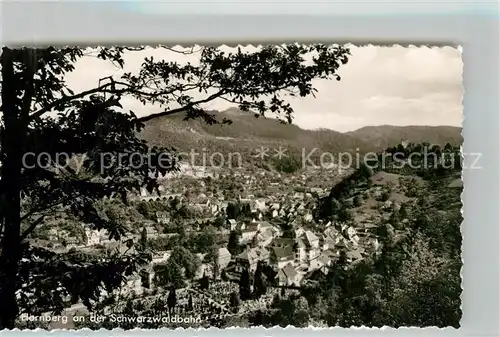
(285, 45, 463, 131)
(64, 45, 463, 132)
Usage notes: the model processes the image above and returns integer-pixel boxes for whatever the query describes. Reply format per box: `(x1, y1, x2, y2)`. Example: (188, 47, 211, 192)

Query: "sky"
(65, 44, 463, 133)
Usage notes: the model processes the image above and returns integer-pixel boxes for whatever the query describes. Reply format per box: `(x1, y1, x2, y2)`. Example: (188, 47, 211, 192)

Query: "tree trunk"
(0, 48, 23, 329)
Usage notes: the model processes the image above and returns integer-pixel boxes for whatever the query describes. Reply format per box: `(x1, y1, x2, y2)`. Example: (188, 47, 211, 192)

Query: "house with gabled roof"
(304, 213, 313, 222)
(309, 253, 332, 275)
(270, 237, 295, 249)
(294, 227, 305, 237)
(319, 231, 335, 251)
(346, 250, 363, 263)
(318, 251, 333, 266)
(235, 247, 268, 272)
(299, 230, 321, 263)
(302, 231, 320, 249)
(239, 220, 276, 244)
(257, 229, 274, 247)
(241, 223, 259, 243)
(209, 203, 219, 215)
(253, 212, 264, 220)
(271, 209, 279, 218)
(227, 219, 237, 231)
(295, 238, 307, 264)
(218, 247, 232, 270)
(252, 220, 272, 229)
(253, 199, 267, 212)
(235, 249, 258, 272)
(276, 263, 300, 286)
(270, 246, 295, 269)
(198, 247, 233, 278)
(84, 228, 102, 246)
(346, 225, 357, 238)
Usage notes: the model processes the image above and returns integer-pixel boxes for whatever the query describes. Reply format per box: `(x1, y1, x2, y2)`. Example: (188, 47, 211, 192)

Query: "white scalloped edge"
(2, 43, 464, 333)
(71, 43, 462, 49)
(458, 44, 465, 332)
(2, 325, 463, 333)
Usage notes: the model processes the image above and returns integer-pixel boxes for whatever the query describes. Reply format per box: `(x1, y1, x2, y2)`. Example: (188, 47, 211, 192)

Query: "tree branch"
(20, 215, 47, 242)
(28, 83, 114, 122)
(20, 198, 65, 223)
(159, 46, 203, 55)
(29, 78, 207, 123)
(137, 90, 225, 122)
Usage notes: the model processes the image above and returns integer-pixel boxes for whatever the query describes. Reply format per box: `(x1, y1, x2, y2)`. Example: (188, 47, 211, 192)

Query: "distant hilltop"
(139, 108, 463, 164)
(344, 125, 462, 150)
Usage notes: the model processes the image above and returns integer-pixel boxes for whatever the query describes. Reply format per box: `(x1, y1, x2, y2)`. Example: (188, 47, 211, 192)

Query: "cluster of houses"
(230, 218, 381, 287)
(34, 165, 388, 305)
(137, 166, 333, 219)
(88, 203, 383, 297)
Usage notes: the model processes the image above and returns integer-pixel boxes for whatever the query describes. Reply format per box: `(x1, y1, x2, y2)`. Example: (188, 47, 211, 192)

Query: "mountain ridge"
(139, 108, 463, 159)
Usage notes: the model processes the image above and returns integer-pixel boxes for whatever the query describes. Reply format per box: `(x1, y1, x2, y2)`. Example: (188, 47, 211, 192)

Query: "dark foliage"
(1, 44, 350, 328)
(239, 268, 252, 301)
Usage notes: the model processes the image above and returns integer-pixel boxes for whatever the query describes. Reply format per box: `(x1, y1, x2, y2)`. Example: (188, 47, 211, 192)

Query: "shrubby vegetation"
(271, 143, 463, 328)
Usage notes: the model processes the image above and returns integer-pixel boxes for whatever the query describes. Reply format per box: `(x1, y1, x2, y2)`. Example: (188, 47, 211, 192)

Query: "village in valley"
(5, 45, 464, 330)
(23, 137, 464, 330)
(28, 161, 357, 326)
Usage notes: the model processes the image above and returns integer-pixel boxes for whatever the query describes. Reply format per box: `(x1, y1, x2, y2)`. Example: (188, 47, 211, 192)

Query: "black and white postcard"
(0, 44, 463, 330)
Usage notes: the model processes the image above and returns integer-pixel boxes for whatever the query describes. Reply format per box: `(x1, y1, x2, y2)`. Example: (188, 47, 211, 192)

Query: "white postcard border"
(0, 1, 498, 336)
